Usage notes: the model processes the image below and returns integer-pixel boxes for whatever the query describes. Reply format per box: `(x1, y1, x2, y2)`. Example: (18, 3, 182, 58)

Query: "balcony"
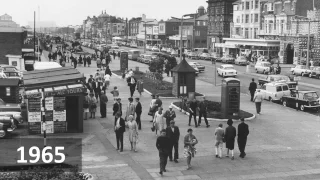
(258, 30, 290, 36)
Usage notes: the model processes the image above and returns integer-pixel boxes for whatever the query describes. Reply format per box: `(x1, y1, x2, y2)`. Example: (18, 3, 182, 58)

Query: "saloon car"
(189, 62, 205, 72)
(188, 52, 198, 59)
(282, 91, 320, 111)
(309, 66, 320, 79)
(258, 75, 297, 90)
(217, 64, 237, 78)
(142, 54, 152, 64)
(255, 61, 272, 74)
(0, 98, 23, 125)
(221, 55, 235, 64)
(199, 53, 211, 60)
(234, 56, 248, 66)
(290, 65, 310, 76)
(189, 64, 199, 75)
(0, 116, 17, 138)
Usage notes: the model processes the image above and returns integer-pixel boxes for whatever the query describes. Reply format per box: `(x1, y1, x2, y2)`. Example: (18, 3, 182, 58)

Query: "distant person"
(249, 78, 257, 102)
(100, 90, 108, 118)
(253, 89, 263, 115)
(111, 86, 119, 102)
(188, 98, 198, 128)
(215, 123, 224, 158)
(125, 97, 136, 121)
(164, 105, 176, 128)
(197, 97, 210, 127)
(135, 98, 142, 130)
(114, 112, 125, 152)
(127, 74, 137, 97)
(238, 118, 249, 158)
(184, 128, 198, 170)
(166, 120, 180, 163)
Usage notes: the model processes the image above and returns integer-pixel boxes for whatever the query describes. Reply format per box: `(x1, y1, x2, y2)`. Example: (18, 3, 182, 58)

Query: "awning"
(214, 43, 237, 48)
(223, 38, 280, 47)
(168, 35, 188, 41)
(24, 84, 86, 99)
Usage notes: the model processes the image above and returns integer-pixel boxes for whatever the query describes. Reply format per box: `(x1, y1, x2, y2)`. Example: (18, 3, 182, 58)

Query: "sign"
(45, 97, 54, 111)
(25, 87, 86, 99)
(28, 112, 41, 122)
(41, 121, 53, 134)
(54, 97, 66, 111)
(53, 111, 66, 121)
(54, 121, 67, 133)
(28, 99, 41, 112)
(28, 122, 41, 135)
(294, 77, 301, 81)
(45, 110, 53, 121)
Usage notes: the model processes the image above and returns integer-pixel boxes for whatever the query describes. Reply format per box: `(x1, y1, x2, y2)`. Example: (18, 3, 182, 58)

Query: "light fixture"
(6, 87, 10, 96)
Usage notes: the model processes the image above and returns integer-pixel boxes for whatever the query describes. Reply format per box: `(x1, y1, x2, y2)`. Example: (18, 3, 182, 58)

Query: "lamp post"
(141, 20, 154, 53)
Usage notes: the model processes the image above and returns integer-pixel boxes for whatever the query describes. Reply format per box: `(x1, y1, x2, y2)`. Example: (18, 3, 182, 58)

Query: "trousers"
(136, 112, 141, 130)
(115, 131, 124, 150)
(159, 152, 168, 172)
(238, 137, 247, 157)
(169, 141, 179, 160)
(255, 102, 261, 113)
(189, 112, 197, 126)
(100, 102, 106, 117)
(129, 86, 135, 97)
(198, 111, 208, 125)
(250, 91, 255, 101)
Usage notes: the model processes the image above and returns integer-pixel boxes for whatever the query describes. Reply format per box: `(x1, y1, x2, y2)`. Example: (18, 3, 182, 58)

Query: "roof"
(171, 59, 196, 72)
(196, 14, 208, 21)
(166, 18, 195, 23)
(233, 0, 241, 4)
(0, 79, 20, 86)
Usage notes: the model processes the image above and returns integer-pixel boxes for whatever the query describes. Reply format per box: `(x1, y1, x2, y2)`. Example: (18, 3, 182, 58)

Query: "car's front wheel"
(300, 105, 305, 111)
(309, 73, 312, 78)
(282, 100, 287, 107)
(0, 129, 7, 139)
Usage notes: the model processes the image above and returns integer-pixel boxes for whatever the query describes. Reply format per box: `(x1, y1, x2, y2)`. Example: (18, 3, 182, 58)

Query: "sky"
(1, 0, 207, 27)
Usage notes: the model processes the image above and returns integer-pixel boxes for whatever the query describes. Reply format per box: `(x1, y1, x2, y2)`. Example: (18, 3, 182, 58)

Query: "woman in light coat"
(153, 107, 165, 136)
(127, 115, 138, 152)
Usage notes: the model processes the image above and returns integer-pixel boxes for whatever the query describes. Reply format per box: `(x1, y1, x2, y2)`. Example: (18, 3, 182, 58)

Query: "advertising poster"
(45, 97, 54, 111)
(28, 122, 41, 135)
(53, 111, 66, 121)
(28, 98, 41, 112)
(54, 121, 67, 133)
(28, 112, 41, 122)
(45, 111, 53, 121)
(41, 121, 54, 134)
(54, 97, 66, 111)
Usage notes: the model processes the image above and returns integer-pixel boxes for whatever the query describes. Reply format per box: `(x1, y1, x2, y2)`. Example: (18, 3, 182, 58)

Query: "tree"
(149, 57, 165, 82)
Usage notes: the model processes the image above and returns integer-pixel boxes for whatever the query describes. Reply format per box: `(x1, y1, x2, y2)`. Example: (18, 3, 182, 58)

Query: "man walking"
(166, 120, 180, 163)
(215, 124, 225, 158)
(125, 97, 136, 120)
(253, 89, 263, 115)
(198, 97, 210, 127)
(238, 118, 249, 158)
(135, 98, 142, 130)
(164, 105, 176, 127)
(127, 74, 137, 97)
(249, 78, 257, 102)
(156, 129, 171, 175)
(100, 90, 108, 118)
(114, 113, 125, 152)
(113, 98, 122, 120)
(188, 98, 198, 127)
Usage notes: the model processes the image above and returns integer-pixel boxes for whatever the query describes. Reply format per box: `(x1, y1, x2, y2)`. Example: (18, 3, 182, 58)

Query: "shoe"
(150, 120, 153, 122)
(100, 116, 105, 118)
(164, 169, 166, 172)
(225, 155, 229, 157)
(159, 171, 163, 175)
(169, 159, 173, 162)
(174, 159, 178, 163)
(198, 124, 201, 126)
(206, 125, 210, 128)
(231, 156, 234, 160)
(215, 155, 218, 158)
(116, 148, 119, 150)
(188, 124, 191, 126)
(120, 149, 123, 152)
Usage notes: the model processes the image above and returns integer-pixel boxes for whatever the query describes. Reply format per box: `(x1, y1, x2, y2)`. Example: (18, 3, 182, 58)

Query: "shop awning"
(223, 38, 280, 47)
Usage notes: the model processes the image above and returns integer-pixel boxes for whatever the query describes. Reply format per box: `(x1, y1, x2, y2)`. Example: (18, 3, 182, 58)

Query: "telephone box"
(221, 78, 240, 119)
(120, 51, 128, 71)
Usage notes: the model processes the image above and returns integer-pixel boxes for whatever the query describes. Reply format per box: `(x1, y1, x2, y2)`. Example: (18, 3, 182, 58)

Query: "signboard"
(53, 111, 66, 121)
(54, 121, 67, 133)
(28, 112, 41, 122)
(24, 87, 86, 99)
(41, 121, 54, 134)
(54, 97, 66, 111)
(45, 97, 54, 110)
(28, 99, 41, 112)
(120, 52, 128, 71)
(28, 122, 41, 135)
(45, 110, 53, 121)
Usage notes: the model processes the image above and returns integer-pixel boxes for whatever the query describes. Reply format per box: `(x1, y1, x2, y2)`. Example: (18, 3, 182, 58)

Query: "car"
(210, 53, 221, 62)
(137, 54, 145, 63)
(151, 46, 160, 52)
(0, 116, 17, 138)
(255, 61, 272, 74)
(258, 75, 298, 90)
(189, 64, 199, 75)
(161, 47, 167, 52)
(309, 66, 320, 78)
(189, 62, 205, 72)
(290, 65, 310, 76)
(3, 71, 22, 80)
(221, 55, 235, 64)
(151, 52, 161, 60)
(142, 54, 152, 64)
(171, 50, 179, 57)
(235, 56, 248, 66)
(0, 65, 21, 73)
(130, 43, 138, 48)
(0, 98, 23, 125)
(146, 45, 152, 51)
(188, 52, 198, 59)
(199, 53, 211, 60)
(166, 48, 172, 53)
(282, 91, 320, 111)
(258, 82, 291, 102)
(217, 64, 237, 78)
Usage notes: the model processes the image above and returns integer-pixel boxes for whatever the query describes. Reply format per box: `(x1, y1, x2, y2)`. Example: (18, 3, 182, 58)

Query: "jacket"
(249, 82, 257, 92)
(113, 102, 122, 116)
(135, 102, 142, 114)
(225, 126, 236, 141)
(238, 123, 249, 139)
(126, 103, 136, 119)
(156, 136, 170, 153)
(114, 117, 125, 133)
(166, 126, 180, 143)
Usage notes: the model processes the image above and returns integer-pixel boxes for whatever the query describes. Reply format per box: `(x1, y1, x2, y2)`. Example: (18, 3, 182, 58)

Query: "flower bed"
(172, 100, 253, 119)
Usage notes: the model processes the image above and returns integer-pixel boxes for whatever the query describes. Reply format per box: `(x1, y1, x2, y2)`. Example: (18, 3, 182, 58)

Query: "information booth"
(22, 67, 86, 134)
(221, 78, 240, 119)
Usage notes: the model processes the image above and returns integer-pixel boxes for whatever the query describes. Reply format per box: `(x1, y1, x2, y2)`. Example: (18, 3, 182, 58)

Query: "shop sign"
(25, 87, 86, 99)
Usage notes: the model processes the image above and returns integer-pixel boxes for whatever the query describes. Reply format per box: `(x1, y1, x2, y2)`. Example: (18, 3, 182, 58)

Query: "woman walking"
(153, 107, 165, 136)
(149, 95, 157, 122)
(136, 76, 144, 96)
(225, 119, 236, 160)
(127, 115, 138, 152)
(83, 92, 90, 120)
(89, 92, 97, 118)
(184, 129, 198, 170)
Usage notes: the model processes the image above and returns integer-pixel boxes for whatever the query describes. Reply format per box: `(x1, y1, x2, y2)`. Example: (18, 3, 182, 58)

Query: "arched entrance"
(286, 44, 294, 64)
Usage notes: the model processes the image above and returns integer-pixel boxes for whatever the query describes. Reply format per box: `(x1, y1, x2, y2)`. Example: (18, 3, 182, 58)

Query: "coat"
(126, 102, 136, 120)
(114, 117, 125, 133)
(136, 80, 144, 93)
(166, 126, 180, 143)
(238, 123, 249, 139)
(225, 125, 236, 150)
(113, 102, 122, 116)
(135, 102, 142, 114)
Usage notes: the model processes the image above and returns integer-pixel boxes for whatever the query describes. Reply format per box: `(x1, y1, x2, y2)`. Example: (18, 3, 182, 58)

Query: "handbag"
(148, 107, 154, 116)
(151, 123, 155, 132)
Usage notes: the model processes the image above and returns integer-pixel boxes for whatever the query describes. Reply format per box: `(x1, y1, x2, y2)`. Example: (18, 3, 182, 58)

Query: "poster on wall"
(45, 111, 53, 121)
(28, 98, 41, 112)
(53, 111, 66, 121)
(41, 121, 54, 134)
(45, 97, 54, 111)
(54, 121, 67, 133)
(54, 97, 66, 111)
(28, 122, 41, 135)
(28, 112, 41, 122)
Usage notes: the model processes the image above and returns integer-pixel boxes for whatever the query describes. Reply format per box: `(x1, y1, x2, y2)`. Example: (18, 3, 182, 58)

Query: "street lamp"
(141, 20, 155, 53)
(171, 14, 195, 62)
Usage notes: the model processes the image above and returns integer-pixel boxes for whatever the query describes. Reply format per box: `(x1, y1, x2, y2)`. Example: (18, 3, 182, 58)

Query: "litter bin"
(135, 66, 139, 72)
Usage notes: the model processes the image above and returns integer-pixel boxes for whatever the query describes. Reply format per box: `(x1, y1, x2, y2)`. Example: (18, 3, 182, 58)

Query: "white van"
(128, 50, 141, 61)
(33, 62, 62, 70)
(258, 82, 291, 102)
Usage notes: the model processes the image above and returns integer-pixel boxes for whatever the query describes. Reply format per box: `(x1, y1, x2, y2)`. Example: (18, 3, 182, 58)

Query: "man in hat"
(113, 98, 122, 120)
(114, 112, 125, 152)
(198, 97, 210, 128)
(238, 118, 249, 158)
(249, 78, 257, 102)
(156, 129, 171, 175)
(166, 120, 180, 163)
(135, 98, 142, 130)
(100, 90, 108, 118)
(125, 97, 136, 120)
(164, 105, 176, 127)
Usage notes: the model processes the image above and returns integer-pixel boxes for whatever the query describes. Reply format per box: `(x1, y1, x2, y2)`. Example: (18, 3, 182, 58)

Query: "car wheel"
(268, 97, 273, 102)
(300, 105, 305, 111)
(309, 73, 312, 78)
(222, 73, 225, 78)
(301, 72, 304, 76)
(263, 70, 265, 74)
(282, 100, 287, 107)
(0, 129, 7, 138)
(256, 69, 258, 73)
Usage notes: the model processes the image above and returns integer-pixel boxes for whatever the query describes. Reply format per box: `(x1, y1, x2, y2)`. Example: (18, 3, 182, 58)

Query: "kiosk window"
(179, 75, 186, 85)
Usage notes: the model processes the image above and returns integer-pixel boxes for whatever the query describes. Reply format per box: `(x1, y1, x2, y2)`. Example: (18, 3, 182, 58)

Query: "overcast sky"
(1, 0, 207, 27)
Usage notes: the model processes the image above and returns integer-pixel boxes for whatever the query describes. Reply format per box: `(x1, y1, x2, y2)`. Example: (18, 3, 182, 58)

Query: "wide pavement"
(41, 45, 320, 180)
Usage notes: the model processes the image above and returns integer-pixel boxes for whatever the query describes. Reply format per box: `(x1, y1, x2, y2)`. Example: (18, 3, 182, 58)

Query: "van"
(128, 50, 141, 61)
(258, 82, 291, 102)
(33, 62, 62, 70)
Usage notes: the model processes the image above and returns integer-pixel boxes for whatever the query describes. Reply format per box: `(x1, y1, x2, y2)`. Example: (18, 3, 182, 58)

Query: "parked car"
(146, 45, 152, 51)
(0, 98, 23, 125)
(217, 64, 237, 78)
(4, 71, 22, 80)
(130, 43, 138, 48)
(282, 90, 320, 111)
(171, 50, 179, 57)
(137, 54, 145, 63)
(221, 55, 235, 64)
(259, 82, 291, 102)
(188, 62, 205, 72)
(210, 53, 221, 62)
(189, 64, 199, 76)
(161, 48, 167, 52)
(290, 65, 310, 76)
(258, 75, 297, 90)
(142, 54, 152, 64)
(309, 66, 320, 78)
(152, 46, 160, 52)
(188, 52, 198, 59)
(0, 65, 21, 73)
(128, 50, 141, 61)
(255, 61, 272, 74)
(0, 116, 17, 138)
(199, 53, 211, 60)
(234, 56, 248, 66)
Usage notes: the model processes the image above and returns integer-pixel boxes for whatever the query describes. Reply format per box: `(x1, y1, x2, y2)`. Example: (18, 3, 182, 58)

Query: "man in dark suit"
(166, 120, 180, 163)
(249, 78, 257, 102)
(127, 75, 137, 97)
(100, 90, 108, 118)
(113, 98, 122, 118)
(238, 118, 249, 158)
(156, 129, 171, 175)
(198, 97, 210, 128)
(114, 113, 125, 152)
(135, 98, 142, 130)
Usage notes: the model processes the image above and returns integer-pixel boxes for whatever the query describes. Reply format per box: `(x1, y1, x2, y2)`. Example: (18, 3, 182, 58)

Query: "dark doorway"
(286, 44, 294, 64)
(66, 96, 79, 132)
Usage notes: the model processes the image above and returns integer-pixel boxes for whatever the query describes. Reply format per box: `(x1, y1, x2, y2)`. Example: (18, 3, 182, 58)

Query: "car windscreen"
(304, 92, 319, 101)
(263, 63, 271, 67)
(224, 67, 234, 70)
(273, 76, 289, 81)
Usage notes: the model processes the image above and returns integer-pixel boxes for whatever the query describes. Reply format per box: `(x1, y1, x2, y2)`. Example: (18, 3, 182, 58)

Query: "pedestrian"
(166, 120, 180, 163)
(155, 94, 163, 111)
(72, 57, 78, 68)
(249, 78, 257, 102)
(104, 73, 111, 90)
(118, 51, 120, 58)
(136, 76, 144, 96)
(127, 115, 138, 152)
(79, 55, 83, 65)
(111, 86, 119, 102)
(198, 97, 210, 127)
(238, 118, 249, 158)
(96, 57, 102, 69)
(125, 97, 136, 120)
(253, 89, 263, 115)
(100, 90, 108, 118)
(153, 107, 165, 136)
(89, 92, 97, 119)
(94, 80, 101, 102)
(48, 52, 52, 61)
(83, 92, 90, 120)
(225, 119, 236, 160)
(113, 98, 122, 118)
(84, 55, 87, 67)
(105, 66, 112, 76)
(127, 74, 137, 97)
(149, 94, 157, 122)
(135, 98, 142, 130)
(184, 128, 198, 170)
(114, 112, 125, 152)
(156, 129, 171, 175)
(214, 124, 225, 158)
(164, 105, 176, 127)
(102, 58, 106, 70)
(87, 55, 91, 67)
(188, 98, 198, 128)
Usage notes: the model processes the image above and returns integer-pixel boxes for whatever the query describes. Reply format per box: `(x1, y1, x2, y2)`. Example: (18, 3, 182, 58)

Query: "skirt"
(128, 129, 138, 143)
(225, 139, 235, 150)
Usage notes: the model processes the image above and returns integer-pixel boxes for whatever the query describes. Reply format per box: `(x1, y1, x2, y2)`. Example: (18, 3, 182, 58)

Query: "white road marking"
(82, 164, 128, 169)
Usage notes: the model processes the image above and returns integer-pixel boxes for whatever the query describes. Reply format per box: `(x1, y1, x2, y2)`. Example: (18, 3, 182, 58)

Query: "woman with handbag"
(148, 95, 157, 122)
(184, 129, 198, 170)
(127, 115, 138, 152)
(153, 107, 165, 136)
(83, 92, 90, 120)
(89, 92, 97, 119)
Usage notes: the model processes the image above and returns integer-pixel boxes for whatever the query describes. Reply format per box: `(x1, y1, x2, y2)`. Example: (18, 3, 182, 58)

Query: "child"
(111, 86, 119, 102)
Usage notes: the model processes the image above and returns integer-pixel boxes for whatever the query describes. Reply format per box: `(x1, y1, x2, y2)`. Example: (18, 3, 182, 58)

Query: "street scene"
(0, 0, 320, 180)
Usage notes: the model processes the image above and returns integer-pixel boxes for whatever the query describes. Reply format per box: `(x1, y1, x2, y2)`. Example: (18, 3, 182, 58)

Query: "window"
(195, 31, 200, 36)
(6, 87, 10, 96)
(242, 2, 244, 10)
(245, 28, 249, 38)
(242, 15, 244, 23)
(201, 40, 207, 44)
(254, 14, 259, 23)
(255, 0, 259, 8)
(235, 27, 240, 35)
(173, 26, 179, 31)
(160, 25, 164, 31)
(236, 16, 240, 23)
(245, 15, 249, 23)
(282, 85, 289, 91)
(254, 28, 258, 38)
(251, 0, 254, 9)
(234, 5, 238, 11)
(251, 14, 253, 23)
(246, 2, 250, 9)
(276, 86, 282, 92)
